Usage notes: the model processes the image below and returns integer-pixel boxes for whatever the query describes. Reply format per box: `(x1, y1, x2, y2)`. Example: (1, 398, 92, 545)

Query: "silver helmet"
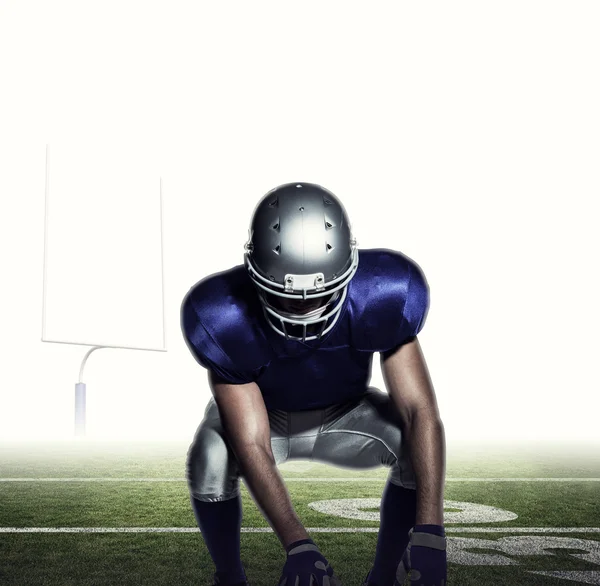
(244, 182, 359, 342)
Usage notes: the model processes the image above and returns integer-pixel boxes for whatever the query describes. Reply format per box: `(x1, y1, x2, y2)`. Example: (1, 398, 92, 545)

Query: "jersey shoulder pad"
(180, 265, 270, 384)
(348, 248, 430, 354)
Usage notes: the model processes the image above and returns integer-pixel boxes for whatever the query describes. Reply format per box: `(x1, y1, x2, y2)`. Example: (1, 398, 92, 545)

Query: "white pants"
(186, 386, 416, 502)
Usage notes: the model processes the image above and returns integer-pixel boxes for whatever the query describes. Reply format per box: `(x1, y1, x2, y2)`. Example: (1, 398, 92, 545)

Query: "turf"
(0, 441, 599, 585)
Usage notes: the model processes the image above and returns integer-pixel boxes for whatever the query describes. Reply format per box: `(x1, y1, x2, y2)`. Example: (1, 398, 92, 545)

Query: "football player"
(181, 183, 446, 586)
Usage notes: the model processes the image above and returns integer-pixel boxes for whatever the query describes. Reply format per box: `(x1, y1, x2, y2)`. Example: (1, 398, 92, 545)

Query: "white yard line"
(1, 477, 600, 482)
(529, 571, 600, 585)
(0, 527, 599, 533)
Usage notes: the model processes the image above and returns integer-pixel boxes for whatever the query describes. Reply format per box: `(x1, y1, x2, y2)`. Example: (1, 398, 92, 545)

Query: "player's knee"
(186, 427, 237, 498)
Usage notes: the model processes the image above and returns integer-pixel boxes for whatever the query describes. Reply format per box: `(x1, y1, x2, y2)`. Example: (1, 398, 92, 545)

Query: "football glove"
(278, 538, 342, 586)
(394, 525, 447, 586)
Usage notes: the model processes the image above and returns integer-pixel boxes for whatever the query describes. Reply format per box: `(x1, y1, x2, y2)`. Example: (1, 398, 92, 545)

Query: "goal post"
(41, 145, 168, 437)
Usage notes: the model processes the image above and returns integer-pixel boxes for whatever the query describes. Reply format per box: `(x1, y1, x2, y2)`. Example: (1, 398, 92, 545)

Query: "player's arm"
(380, 336, 445, 525)
(207, 370, 310, 548)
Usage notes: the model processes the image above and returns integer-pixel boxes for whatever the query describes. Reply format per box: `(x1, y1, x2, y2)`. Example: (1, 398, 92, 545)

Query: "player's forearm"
(403, 410, 446, 525)
(234, 443, 309, 548)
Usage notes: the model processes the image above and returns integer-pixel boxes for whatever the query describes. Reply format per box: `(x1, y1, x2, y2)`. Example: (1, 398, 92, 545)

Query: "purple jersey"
(181, 248, 429, 411)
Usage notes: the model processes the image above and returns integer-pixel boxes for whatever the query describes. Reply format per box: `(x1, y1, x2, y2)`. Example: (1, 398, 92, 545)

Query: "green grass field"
(0, 441, 599, 585)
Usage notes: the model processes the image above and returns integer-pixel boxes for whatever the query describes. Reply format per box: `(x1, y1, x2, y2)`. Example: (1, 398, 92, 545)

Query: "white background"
(0, 1, 598, 443)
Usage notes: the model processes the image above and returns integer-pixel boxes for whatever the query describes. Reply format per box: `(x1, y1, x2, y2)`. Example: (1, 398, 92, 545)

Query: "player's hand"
(278, 538, 342, 586)
(394, 525, 447, 586)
